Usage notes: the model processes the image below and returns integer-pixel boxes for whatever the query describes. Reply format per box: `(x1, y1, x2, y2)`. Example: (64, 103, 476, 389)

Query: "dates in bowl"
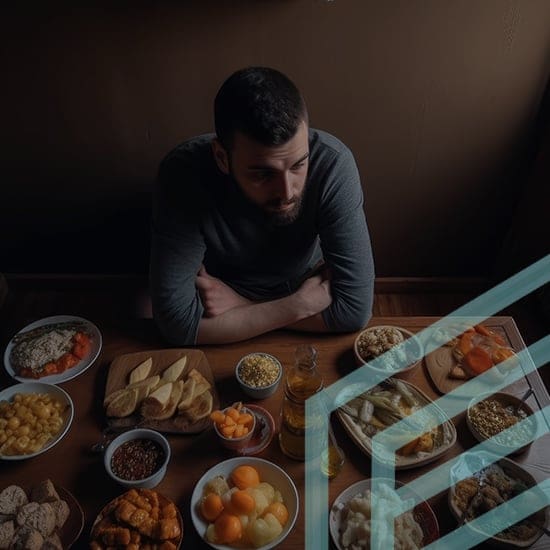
(104, 428, 170, 489)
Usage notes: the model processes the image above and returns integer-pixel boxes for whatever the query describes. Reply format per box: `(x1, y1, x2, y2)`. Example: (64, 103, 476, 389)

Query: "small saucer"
(236, 404, 275, 456)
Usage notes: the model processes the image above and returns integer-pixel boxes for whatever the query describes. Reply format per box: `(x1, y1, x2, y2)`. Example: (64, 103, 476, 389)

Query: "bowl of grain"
(466, 392, 538, 456)
(104, 428, 170, 489)
(235, 353, 283, 399)
(353, 325, 423, 379)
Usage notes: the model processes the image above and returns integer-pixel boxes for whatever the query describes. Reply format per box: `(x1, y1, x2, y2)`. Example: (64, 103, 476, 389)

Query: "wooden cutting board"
(424, 317, 527, 394)
(105, 348, 219, 434)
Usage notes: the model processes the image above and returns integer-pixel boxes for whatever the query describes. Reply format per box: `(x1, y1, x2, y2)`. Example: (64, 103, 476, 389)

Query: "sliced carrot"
(474, 324, 491, 336)
(398, 437, 420, 456)
(474, 325, 506, 346)
(458, 332, 475, 355)
(463, 346, 493, 375)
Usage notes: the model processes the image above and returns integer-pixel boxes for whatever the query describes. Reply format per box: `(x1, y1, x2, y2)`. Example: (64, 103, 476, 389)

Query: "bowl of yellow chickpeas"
(0, 382, 74, 460)
(235, 353, 283, 399)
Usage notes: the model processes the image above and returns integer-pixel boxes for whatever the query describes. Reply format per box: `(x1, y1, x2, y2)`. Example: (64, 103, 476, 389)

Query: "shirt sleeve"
(149, 155, 206, 345)
(319, 148, 375, 332)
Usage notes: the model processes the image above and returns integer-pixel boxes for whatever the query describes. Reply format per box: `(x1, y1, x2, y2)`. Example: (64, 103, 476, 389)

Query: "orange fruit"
(200, 493, 224, 522)
(226, 407, 240, 422)
(210, 410, 225, 424)
(214, 512, 242, 543)
(264, 502, 289, 526)
(231, 490, 256, 515)
(231, 465, 260, 490)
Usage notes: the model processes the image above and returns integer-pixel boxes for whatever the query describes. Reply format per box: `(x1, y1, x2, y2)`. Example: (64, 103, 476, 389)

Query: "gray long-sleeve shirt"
(150, 129, 375, 345)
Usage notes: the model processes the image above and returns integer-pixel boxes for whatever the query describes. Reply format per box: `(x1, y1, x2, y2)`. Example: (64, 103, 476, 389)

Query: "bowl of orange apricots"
(190, 457, 299, 549)
(211, 403, 256, 452)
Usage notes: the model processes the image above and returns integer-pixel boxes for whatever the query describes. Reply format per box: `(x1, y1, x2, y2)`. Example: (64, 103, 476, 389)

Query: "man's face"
(215, 121, 309, 225)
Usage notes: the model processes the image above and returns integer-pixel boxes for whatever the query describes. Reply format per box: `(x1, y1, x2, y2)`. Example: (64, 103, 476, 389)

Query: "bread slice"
(0, 520, 14, 549)
(42, 532, 63, 550)
(184, 390, 213, 422)
(140, 382, 173, 419)
(187, 369, 211, 399)
(0, 485, 28, 515)
(147, 380, 184, 420)
(30, 480, 59, 504)
(177, 377, 196, 411)
(48, 499, 69, 529)
(16, 502, 56, 537)
(11, 525, 44, 550)
(128, 357, 153, 384)
(105, 388, 139, 418)
(161, 356, 187, 382)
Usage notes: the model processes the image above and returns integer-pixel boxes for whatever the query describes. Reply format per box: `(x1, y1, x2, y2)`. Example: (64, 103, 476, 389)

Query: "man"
(151, 67, 374, 344)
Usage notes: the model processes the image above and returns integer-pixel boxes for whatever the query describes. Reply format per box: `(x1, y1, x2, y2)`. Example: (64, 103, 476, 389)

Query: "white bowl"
(213, 405, 257, 452)
(190, 456, 299, 550)
(104, 428, 170, 489)
(353, 325, 423, 379)
(0, 382, 74, 460)
(235, 353, 283, 399)
(330, 478, 439, 549)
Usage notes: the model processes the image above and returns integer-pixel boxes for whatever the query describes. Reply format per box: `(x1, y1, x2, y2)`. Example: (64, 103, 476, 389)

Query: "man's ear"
(211, 139, 230, 175)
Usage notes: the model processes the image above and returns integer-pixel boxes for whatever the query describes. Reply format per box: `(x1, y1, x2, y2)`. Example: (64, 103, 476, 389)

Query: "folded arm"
(195, 267, 331, 344)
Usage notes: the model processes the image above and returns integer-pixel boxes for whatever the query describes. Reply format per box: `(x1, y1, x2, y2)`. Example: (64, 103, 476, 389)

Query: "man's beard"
(263, 195, 303, 226)
(228, 167, 304, 226)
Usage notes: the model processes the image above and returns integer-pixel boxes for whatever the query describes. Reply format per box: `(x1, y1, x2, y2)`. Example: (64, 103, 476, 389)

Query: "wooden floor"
(1, 275, 548, 389)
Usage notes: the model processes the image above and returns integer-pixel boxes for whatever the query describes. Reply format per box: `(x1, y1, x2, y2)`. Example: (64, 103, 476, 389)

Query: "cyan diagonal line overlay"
(370, 337, 550, 549)
(424, 478, 550, 550)
(304, 255, 550, 549)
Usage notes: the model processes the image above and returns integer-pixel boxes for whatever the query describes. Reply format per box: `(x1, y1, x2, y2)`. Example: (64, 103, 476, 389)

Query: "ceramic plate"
(330, 478, 439, 549)
(236, 404, 275, 456)
(0, 382, 74, 460)
(190, 457, 299, 550)
(4, 315, 102, 384)
(57, 486, 85, 548)
(336, 379, 457, 469)
(91, 489, 183, 549)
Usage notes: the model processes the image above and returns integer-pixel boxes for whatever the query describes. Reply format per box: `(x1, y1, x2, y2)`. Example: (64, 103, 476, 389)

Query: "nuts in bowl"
(236, 353, 282, 399)
(353, 325, 423, 378)
(104, 428, 170, 489)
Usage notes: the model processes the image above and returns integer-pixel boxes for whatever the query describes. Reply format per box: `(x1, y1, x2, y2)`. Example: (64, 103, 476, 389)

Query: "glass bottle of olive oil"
(279, 345, 324, 460)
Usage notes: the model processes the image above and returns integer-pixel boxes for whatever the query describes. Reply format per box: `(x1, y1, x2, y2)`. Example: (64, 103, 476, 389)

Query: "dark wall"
(2, 1, 550, 276)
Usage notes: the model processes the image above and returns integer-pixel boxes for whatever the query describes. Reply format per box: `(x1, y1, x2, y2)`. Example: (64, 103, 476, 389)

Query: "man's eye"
(292, 162, 306, 171)
(252, 171, 271, 181)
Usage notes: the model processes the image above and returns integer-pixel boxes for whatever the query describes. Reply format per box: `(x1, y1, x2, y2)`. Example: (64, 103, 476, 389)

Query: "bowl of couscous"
(235, 353, 283, 399)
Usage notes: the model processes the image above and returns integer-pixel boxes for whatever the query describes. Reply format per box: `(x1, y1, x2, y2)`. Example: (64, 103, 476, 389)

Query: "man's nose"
(274, 172, 293, 201)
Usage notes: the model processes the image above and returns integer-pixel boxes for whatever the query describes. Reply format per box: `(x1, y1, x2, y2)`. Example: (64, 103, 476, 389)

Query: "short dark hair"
(214, 67, 308, 150)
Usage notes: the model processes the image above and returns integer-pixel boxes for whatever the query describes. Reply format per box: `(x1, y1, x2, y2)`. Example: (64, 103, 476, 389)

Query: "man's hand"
(295, 274, 332, 317)
(196, 266, 252, 317)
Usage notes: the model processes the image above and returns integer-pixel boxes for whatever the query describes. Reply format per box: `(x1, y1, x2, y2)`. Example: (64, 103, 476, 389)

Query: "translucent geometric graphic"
(304, 254, 550, 549)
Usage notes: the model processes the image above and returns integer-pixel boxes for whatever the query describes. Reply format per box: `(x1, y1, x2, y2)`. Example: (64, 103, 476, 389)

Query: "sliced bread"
(0, 485, 28, 515)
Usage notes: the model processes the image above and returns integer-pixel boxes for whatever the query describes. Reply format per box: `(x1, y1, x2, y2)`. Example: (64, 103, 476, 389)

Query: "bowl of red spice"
(104, 428, 170, 489)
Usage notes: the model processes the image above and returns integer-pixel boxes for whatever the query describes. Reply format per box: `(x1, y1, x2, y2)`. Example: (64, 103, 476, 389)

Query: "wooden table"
(0, 316, 548, 549)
